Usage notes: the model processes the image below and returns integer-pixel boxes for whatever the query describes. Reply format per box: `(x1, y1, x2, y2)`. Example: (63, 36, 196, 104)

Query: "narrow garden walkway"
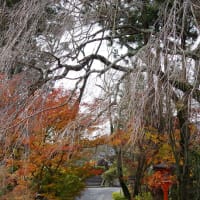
(75, 187, 121, 200)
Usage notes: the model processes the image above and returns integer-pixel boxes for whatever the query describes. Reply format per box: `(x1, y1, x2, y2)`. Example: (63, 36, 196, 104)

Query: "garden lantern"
(152, 163, 175, 200)
(160, 180, 173, 200)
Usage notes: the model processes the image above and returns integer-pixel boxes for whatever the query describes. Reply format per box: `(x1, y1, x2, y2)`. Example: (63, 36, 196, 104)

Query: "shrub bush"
(102, 167, 118, 186)
(33, 169, 85, 200)
(112, 191, 127, 200)
(135, 192, 153, 200)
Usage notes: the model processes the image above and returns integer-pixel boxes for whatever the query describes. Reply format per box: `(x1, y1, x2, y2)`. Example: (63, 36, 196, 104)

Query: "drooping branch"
(157, 70, 200, 103)
(80, 53, 134, 73)
(84, 54, 200, 103)
(26, 49, 200, 104)
(172, 80, 200, 103)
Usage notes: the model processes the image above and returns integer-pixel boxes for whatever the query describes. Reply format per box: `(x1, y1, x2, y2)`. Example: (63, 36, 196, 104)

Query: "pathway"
(76, 187, 121, 200)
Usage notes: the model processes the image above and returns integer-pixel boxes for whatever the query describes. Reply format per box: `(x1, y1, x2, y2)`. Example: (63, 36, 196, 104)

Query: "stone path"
(85, 175, 103, 187)
(76, 187, 121, 200)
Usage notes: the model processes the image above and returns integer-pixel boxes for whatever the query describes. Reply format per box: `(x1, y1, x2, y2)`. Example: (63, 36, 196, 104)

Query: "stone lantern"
(153, 163, 175, 200)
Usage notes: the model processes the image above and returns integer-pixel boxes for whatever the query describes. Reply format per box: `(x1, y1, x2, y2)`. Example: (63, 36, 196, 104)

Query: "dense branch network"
(0, 1, 200, 199)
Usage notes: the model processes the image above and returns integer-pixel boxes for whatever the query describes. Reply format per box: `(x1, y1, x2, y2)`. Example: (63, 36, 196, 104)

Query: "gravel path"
(76, 187, 121, 200)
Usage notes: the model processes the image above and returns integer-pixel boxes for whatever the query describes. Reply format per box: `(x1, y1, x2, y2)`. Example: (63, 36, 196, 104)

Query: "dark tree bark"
(177, 100, 190, 200)
(117, 148, 131, 200)
(133, 153, 146, 196)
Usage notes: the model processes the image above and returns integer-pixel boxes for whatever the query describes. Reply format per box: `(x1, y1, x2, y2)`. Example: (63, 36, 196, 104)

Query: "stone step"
(85, 175, 103, 186)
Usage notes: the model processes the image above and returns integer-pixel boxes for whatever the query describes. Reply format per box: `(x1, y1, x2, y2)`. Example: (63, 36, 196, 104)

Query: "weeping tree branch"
(26, 49, 200, 105)
(81, 54, 200, 103)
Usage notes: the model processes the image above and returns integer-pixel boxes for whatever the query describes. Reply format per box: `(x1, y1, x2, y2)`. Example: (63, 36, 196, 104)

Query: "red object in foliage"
(148, 164, 175, 200)
(90, 168, 104, 176)
(161, 180, 173, 200)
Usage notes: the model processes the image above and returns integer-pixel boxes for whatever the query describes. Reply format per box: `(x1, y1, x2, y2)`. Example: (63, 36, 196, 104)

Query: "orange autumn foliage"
(27, 88, 79, 132)
(109, 129, 131, 146)
(147, 170, 176, 190)
(0, 80, 84, 198)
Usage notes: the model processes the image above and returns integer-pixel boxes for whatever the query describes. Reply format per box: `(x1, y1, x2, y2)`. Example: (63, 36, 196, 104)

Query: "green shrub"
(112, 191, 127, 200)
(0, 188, 6, 196)
(102, 167, 117, 186)
(135, 192, 153, 200)
(54, 174, 85, 200)
(102, 163, 129, 187)
(33, 169, 85, 200)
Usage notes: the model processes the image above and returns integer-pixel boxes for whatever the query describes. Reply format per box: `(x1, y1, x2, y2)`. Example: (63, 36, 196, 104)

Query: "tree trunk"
(117, 148, 131, 200)
(134, 153, 145, 196)
(177, 100, 190, 200)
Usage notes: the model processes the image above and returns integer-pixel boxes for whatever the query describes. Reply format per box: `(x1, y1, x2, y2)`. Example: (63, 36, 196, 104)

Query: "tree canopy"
(0, 0, 200, 199)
